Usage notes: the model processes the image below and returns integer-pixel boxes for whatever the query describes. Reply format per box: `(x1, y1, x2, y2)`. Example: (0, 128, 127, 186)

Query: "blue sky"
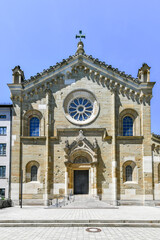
(0, 0, 160, 133)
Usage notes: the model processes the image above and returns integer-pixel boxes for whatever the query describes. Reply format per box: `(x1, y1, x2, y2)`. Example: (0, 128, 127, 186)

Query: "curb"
(0, 220, 160, 228)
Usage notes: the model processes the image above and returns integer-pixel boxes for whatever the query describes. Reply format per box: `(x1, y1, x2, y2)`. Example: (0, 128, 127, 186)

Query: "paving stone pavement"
(1, 206, 160, 220)
(1, 227, 160, 240)
(1, 206, 160, 239)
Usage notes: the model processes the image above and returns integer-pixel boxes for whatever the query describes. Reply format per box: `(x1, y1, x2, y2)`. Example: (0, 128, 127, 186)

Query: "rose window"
(63, 89, 99, 125)
(69, 98, 93, 121)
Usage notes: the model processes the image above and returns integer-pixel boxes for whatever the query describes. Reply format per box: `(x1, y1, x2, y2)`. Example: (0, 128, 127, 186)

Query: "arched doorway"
(64, 131, 98, 197)
(73, 156, 89, 194)
(65, 154, 97, 196)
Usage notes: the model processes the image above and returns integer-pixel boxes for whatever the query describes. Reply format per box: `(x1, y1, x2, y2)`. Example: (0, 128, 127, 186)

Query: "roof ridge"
(23, 52, 140, 85)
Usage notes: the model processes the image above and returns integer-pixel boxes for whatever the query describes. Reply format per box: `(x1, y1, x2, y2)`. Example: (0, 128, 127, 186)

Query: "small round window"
(63, 89, 99, 125)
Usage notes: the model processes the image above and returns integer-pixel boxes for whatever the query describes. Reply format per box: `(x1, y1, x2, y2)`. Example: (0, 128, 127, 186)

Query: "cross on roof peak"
(76, 30, 86, 42)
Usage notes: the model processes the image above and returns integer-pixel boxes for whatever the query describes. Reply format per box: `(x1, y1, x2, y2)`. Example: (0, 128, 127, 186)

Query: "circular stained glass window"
(63, 89, 99, 125)
(68, 98, 93, 121)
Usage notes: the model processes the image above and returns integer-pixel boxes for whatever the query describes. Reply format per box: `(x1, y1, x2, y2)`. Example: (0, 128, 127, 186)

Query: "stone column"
(44, 89, 51, 206)
(90, 167, 93, 196)
(65, 168, 68, 196)
(93, 164, 97, 196)
(111, 89, 117, 205)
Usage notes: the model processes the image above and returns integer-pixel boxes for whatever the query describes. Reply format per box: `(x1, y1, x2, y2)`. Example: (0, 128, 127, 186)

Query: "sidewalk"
(1, 206, 160, 221)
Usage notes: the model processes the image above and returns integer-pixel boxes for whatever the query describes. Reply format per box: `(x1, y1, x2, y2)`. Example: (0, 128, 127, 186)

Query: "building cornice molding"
(117, 136, 144, 141)
(8, 54, 155, 105)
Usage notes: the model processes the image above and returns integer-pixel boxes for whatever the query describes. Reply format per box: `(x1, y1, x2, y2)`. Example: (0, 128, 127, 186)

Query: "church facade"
(8, 40, 160, 206)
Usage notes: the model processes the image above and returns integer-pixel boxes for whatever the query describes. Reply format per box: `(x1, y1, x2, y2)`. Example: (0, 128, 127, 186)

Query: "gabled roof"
(9, 41, 155, 105)
(23, 41, 140, 86)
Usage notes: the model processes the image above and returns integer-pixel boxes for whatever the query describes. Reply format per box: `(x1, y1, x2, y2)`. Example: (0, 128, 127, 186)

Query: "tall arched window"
(31, 165, 38, 181)
(123, 116, 133, 136)
(126, 165, 132, 181)
(30, 117, 39, 136)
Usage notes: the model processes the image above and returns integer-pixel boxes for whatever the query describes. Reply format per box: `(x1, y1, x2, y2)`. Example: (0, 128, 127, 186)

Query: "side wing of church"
(8, 41, 160, 206)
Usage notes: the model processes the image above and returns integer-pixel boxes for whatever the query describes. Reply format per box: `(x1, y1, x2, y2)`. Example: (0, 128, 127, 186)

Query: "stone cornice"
(7, 84, 23, 90)
(55, 127, 111, 141)
(22, 53, 141, 85)
(117, 136, 144, 141)
(20, 136, 46, 140)
(9, 54, 155, 105)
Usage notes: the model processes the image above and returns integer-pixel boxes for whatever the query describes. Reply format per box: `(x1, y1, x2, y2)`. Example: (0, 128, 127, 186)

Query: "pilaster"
(141, 99, 153, 203)
(11, 98, 23, 205)
(111, 88, 117, 204)
(44, 89, 51, 206)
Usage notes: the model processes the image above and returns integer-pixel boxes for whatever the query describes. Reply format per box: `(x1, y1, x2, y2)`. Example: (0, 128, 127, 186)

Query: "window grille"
(0, 127, 7, 135)
(123, 116, 133, 136)
(0, 166, 6, 178)
(0, 144, 6, 156)
(30, 117, 39, 136)
(126, 165, 132, 181)
(68, 97, 93, 121)
(0, 188, 5, 197)
(31, 165, 37, 181)
(0, 115, 6, 119)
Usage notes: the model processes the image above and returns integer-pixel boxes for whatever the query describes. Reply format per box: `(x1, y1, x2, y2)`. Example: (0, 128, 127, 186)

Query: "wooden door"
(74, 170, 89, 194)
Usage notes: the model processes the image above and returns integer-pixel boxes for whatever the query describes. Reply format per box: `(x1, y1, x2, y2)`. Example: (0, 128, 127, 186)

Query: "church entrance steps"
(49, 194, 117, 209)
(0, 220, 160, 227)
(60, 194, 117, 209)
(73, 194, 99, 201)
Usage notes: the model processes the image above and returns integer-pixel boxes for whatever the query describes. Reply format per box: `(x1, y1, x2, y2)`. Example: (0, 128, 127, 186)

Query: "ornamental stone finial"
(76, 130, 85, 141)
(76, 41, 85, 54)
(75, 30, 85, 54)
(12, 65, 25, 84)
(137, 63, 151, 82)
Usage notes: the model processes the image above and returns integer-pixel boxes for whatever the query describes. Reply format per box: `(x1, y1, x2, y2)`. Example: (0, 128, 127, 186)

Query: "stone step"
(1, 220, 160, 223)
(0, 220, 160, 227)
(61, 204, 117, 209)
(60, 195, 116, 209)
(74, 194, 99, 200)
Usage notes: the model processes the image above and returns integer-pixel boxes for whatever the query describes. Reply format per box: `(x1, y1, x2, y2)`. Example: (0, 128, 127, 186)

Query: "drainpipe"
(20, 98, 23, 208)
(8, 106, 12, 199)
(152, 145, 155, 201)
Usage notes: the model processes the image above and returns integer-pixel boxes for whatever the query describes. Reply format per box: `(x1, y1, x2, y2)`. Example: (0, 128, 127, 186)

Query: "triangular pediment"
(23, 53, 140, 89)
(8, 43, 155, 104)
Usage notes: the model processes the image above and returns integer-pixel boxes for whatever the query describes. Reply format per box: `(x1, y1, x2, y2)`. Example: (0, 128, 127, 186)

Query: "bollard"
(56, 197, 58, 208)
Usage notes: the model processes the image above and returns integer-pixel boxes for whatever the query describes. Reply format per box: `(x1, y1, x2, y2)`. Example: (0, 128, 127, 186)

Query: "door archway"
(64, 131, 98, 197)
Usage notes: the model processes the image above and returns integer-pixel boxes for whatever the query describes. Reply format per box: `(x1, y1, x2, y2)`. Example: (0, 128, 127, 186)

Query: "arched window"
(126, 165, 132, 181)
(123, 116, 133, 136)
(30, 117, 39, 136)
(31, 165, 37, 181)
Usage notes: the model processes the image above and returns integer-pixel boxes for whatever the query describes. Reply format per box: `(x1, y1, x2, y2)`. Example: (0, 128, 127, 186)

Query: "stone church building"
(8, 40, 160, 206)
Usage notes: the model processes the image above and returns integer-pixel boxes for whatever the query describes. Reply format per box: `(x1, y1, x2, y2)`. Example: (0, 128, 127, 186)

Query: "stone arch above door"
(74, 156, 90, 164)
(64, 130, 99, 165)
